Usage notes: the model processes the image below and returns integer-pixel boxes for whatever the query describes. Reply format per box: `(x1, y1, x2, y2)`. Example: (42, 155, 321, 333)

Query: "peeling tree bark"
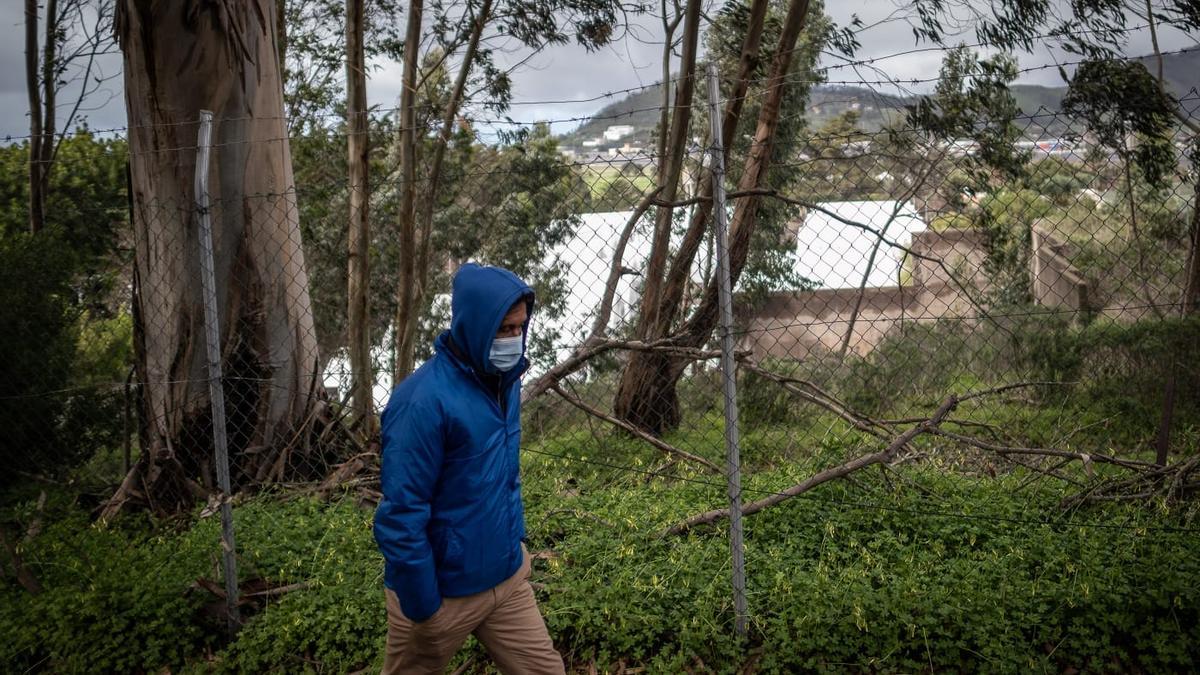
(105, 0, 321, 518)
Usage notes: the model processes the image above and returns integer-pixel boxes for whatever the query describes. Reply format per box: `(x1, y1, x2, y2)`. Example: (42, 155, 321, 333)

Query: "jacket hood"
(439, 263, 534, 376)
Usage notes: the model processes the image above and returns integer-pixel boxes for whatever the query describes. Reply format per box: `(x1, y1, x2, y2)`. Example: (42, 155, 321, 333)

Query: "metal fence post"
(194, 110, 241, 633)
(706, 61, 748, 638)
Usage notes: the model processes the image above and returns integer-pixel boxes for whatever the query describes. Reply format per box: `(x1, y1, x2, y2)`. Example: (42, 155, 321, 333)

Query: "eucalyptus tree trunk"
(614, 0, 813, 434)
(24, 0, 51, 235)
(613, 0, 771, 434)
(391, 0, 424, 384)
(104, 0, 320, 518)
(612, 0, 702, 434)
(346, 0, 375, 436)
(400, 0, 494, 382)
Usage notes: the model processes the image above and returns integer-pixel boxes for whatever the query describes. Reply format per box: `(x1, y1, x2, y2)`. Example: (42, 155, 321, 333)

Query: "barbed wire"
(8, 46, 1199, 148)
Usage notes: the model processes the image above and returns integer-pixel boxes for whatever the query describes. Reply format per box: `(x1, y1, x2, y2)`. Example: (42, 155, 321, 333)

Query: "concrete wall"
(742, 229, 992, 360)
(744, 225, 1110, 360)
(1030, 225, 1090, 318)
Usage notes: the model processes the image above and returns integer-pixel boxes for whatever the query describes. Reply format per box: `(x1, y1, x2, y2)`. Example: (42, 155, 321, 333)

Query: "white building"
(792, 200, 927, 288)
(602, 125, 636, 142)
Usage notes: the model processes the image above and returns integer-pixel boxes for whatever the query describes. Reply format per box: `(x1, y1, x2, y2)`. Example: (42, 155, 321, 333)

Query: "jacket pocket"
(431, 528, 463, 571)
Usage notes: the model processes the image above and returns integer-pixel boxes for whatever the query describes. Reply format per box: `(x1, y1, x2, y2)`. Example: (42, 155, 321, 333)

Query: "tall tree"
(24, 0, 49, 235)
(391, 0, 424, 384)
(389, 0, 626, 383)
(614, 0, 826, 433)
(105, 0, 321, 518)
(346, 0, 374, 436)
(23, 0, 118, 236)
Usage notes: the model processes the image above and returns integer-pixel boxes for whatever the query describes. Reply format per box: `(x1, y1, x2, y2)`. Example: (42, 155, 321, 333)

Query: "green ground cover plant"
(5, 314, 1198, 673)
(4, 423, 1198, 673)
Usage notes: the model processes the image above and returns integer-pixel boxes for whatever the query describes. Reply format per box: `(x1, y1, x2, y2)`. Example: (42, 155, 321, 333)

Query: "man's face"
(496, 301, 527, 339)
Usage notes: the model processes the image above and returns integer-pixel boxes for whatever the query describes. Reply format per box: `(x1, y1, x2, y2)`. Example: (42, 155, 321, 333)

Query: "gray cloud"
(0, 3, 125, 141)
(0, 7, 32, 96)
(2, 1, 1197, 142)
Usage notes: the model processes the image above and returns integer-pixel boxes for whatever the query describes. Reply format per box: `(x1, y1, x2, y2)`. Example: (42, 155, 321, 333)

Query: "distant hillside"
(1006, 47, 1200, 117)
(557, 48, 1200, 153)
(1135, 46, 1200, 99)
(1010, 84, 1066, 113)
(559, 84, 665, 150)
(557, 82, 913, 152)
(806, 85, 910, 130)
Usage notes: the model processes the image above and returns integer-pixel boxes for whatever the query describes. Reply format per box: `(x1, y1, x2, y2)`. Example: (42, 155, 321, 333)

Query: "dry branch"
(930, 429, 1157, 472)
(738, 360, 889, 439)
(663, 395, 959, 536)
(549, 384, 721, 473)
(523, 337, 724, 404)
(590, 187, 664, 340)
(522, 188, 662, 404)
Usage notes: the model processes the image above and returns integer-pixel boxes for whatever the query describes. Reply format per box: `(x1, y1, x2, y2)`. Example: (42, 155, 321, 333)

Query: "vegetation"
(0, 132, 130, 487)
(5, 0, 1200, 672)
(3, 406, 1197, 673)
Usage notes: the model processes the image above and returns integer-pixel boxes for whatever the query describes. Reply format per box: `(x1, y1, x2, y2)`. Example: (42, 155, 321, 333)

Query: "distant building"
(603, 125, 636, 142)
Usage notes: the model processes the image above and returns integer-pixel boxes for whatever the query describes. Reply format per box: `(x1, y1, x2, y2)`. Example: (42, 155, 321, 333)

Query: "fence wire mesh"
(3, 88, 1200, 672)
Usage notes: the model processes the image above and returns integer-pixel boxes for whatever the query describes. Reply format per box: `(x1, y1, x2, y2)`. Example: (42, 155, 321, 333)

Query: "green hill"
(559, 84, 665, 150)
(557, 48, 1200, 152)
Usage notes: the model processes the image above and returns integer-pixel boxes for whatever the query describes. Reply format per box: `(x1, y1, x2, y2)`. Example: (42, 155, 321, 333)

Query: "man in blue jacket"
(374, 263, 564, 674)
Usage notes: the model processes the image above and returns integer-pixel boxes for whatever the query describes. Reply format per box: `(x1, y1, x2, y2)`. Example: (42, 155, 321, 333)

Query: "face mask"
(489, 335, 524, 372)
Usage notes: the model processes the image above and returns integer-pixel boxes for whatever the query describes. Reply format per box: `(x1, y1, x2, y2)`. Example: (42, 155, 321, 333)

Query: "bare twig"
(738, 360, 890, 439)
(664, 395, 959, 535)
(549, 383, 721, 473)
(957, 381, 1072, 402)
(523, 337, 724, 403)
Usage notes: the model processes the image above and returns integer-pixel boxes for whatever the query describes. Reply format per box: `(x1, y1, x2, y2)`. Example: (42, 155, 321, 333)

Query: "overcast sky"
(1, 1, 1197, 142)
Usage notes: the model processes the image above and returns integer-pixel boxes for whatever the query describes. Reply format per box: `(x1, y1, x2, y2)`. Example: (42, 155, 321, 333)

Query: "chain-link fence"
(3, 78, 1200, 670)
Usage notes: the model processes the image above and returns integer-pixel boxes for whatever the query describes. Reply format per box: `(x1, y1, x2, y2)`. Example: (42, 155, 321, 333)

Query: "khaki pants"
(382, 546, 564, 674)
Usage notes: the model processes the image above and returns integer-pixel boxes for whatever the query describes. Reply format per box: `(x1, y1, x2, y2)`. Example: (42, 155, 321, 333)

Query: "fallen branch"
(738, 360, 889, 439)
(312, 452, 376, 499)
(549, 383, 721, 473)
(193, 576, 312, 603)
(930, 429, 1157, 472)
(1062, 454, 1200, 507)
(663, 394, 959, 535)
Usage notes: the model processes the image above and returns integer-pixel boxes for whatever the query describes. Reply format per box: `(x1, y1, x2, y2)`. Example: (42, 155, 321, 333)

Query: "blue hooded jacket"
(374, 263, 534, 623)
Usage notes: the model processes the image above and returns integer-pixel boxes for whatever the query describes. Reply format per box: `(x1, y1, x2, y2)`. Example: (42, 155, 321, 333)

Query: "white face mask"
(489, 334, 524, 371)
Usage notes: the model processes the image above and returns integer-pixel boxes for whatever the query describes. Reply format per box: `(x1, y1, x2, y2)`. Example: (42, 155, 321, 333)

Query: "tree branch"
(663, 394, 959, 536)
(738, 360, 890, 439)
(550, 383, 721, 473)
